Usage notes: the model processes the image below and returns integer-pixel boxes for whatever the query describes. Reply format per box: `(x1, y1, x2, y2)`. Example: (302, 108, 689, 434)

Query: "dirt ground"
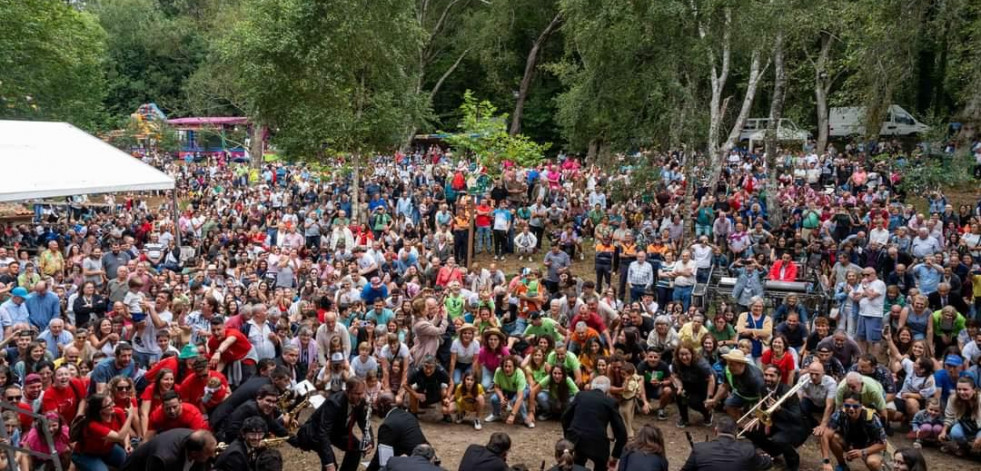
(279, 405, 970, 471)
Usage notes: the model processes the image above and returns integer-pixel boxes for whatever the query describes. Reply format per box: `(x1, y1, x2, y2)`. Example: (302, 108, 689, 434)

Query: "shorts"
(856, 315, 882, 342)
(725, 394, 756, 410)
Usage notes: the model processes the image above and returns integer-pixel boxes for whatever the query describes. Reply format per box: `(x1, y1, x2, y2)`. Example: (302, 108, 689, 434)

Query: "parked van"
(829, 105, 929, 137)
(739, 118, 811, 141)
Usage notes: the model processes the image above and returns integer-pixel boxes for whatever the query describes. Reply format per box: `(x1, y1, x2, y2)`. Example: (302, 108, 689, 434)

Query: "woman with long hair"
(617, 424, 669, 471)
(670, 345, 715, 428)
(70, 393, 135, 471)
(939, 377, 981, 456)
(14, 341, 48, 383)
(892, 447, 928, 471)
(547, 438, 589, 471)
(760, 334, 796, 385)
(530, 364, 579, 421)
(139, 368, 177, 437)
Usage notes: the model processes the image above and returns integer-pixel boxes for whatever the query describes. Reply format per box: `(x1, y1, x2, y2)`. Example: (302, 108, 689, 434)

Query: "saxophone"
(360, 400, 374, 452)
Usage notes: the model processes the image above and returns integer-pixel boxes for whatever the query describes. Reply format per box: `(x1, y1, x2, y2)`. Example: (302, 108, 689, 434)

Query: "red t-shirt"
(475, 205, 492, 227)
(760, 349, 796, 384)
(16, 402, 35, 430)
(41, 378, 86, 421)
(147, 403, 209, 433)
(207, 329, 252, 363)
(140, 383, 181, 415)
(144, 356, 179, 384)
(74, 408, 125, 455)
(179, 371, 229, 412)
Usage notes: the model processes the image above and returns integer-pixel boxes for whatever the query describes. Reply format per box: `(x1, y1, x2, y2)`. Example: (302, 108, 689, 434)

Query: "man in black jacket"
(291, 377, 369, 471)
(745, 366, 809, 471)
(458, 432, 510, 471)
(210, 361, 286, 430)
(218, 385, 292, 444)
(680, 415, 771, 471)
(120, 428, 217, 471)
(214, 416, 285, 471)
(367, 392, 428, 471)
(560, 376, 627, 471)
(386, 444, 444, 471)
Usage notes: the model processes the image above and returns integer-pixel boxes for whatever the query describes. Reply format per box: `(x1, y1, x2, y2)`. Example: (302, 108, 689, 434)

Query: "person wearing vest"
(705, 349, 765, 420)
(594, 236, 616, 293)
(615, 234, 639, 303)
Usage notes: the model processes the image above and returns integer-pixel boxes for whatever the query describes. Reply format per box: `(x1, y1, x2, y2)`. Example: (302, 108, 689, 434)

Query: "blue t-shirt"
(88, 358, 136, 394)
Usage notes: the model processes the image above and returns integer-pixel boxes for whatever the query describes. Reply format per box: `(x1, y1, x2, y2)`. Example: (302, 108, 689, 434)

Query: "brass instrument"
(736, 380, 806, 438)
(215, 436, 292, 456)
(360, 399, 374, 452)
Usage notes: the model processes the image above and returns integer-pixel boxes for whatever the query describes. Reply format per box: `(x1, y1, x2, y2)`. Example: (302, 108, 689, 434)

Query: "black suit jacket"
(679, 436, 767, 471)
(385, 455, 444, 471)
(561, 389, 627, 459)
(218, 400, 289, 443)
(213, 439, 251, 471)
(120, 428, 208, 471)
(367, 408, 428, 471)
(927, 291, 969, 314)
(296, 389, 367, 467)
(210, 376, 272, 431)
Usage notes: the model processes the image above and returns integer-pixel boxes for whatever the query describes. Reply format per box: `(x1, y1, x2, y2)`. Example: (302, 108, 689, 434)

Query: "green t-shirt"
(523, 317, 562, 342)
(493, 368, 527, 393)
(444, 294, 466, 320)
(708, 323, 737, 343)
(546, 351, 581, 373)
(537, 376, 580, 400)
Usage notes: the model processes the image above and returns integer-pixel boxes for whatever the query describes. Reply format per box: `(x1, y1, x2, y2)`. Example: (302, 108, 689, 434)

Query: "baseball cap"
(10, 287, 28, 298)
(944, 355, 964, 367)
(330, 352, 345, 362)
(24, 374, 41, 386)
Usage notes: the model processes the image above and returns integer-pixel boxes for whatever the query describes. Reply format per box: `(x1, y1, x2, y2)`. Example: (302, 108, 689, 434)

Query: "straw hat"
(721, 349, 752, 365)
(457, 323, 477, 336)
(481, 328, 506, 344)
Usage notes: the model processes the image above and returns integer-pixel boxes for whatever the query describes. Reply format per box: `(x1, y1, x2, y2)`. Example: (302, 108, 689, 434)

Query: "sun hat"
(457, 323, 477, 335)
(178, 344, 199, 360)
(721, 349, 752, 365)
(481, 328, 507, 344)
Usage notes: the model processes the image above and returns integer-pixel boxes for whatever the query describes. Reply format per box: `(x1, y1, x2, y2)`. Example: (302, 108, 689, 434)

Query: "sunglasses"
(116, 386, 132, 392)
(5, 395, 21, 401)
(842, 403, 862, 409)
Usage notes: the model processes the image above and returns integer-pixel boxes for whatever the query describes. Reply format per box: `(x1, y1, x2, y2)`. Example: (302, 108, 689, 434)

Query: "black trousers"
(493, 230, 509, 256)
(748, 428, 803, 471)
(336, 448, 363, 471)
(595, 266, 611, 292)
(573, 444, 609, 471)
(676, 392, 711, 423)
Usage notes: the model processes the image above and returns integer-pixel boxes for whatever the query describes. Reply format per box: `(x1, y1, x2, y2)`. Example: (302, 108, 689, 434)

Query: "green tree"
(0, 0, 108, 130)
(222, 0, 426, 219)
(444, 90, 549, 174)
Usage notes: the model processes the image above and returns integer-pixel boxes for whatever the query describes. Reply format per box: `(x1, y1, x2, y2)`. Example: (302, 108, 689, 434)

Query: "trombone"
(736, 380, 806, 438)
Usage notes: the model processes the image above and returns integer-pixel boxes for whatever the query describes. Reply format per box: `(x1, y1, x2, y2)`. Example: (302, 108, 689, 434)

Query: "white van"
(829, 105, 929, 137)
(739, 118, 811, 142)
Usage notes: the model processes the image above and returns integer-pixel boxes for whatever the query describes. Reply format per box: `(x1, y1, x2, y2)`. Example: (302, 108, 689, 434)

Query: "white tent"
(0, 120, 175, 202)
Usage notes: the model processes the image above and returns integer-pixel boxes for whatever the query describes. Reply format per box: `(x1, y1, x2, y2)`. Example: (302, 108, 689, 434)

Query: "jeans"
(536, 391, 553, 414)
(491, 390, 528, 420)
(476, 227, 492, 253)
(950, 422, 981, 443)
(695, 224, 712, 237)
(673, 284, 694, 312)
(453, 362, 473, 384)
(481, 366, 495, 391)
(629, 285, 647, 304)
(845, 311, 859, 339)
(72, 445, 126, 471)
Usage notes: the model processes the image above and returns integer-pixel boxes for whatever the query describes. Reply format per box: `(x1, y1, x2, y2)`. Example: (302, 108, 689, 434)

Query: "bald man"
(797, 361, 838, 436)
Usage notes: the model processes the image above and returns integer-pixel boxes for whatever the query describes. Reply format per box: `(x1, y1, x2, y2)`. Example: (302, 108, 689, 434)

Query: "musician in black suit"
(210, 364, 291, 431)
(367, 391, 429, 471)
(218, 385, 291, 444)
(560, 376, 627, 471)
(386, 444, 444, 471)
(745, 365, 809, 471)
(680, 415, 771, 471)
(291, 377, 369, 471)
(119, 428, 217, 471)
(214, 416, 285, 471)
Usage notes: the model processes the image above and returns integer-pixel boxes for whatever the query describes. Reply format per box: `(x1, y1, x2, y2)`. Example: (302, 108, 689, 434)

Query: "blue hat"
(10, 287, 28, 298)
(944, 355, 964, 367)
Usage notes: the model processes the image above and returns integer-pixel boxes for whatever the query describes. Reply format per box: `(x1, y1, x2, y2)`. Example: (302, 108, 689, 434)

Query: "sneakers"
(474, 419, 482, 430)
(536, 413, 550, 421)
(676, 419, 688, 428)
(485, 414, 499, 423)
(454, 413, 464, 424)
(657, 409, 668, 420)
(703, 414, 713, 427)
(526, 420, 535, 429)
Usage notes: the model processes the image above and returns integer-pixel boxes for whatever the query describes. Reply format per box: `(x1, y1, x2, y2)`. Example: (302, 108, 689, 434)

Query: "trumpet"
(215, 436, 292, 456)
(736, 380, 806, 438)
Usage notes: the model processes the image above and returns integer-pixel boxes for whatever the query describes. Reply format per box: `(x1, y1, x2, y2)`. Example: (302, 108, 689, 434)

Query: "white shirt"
(626, 261, 654, 287)
(857, 279, 886, 318)
(691, 244, 712, 269)
(673, 260, 698, 287)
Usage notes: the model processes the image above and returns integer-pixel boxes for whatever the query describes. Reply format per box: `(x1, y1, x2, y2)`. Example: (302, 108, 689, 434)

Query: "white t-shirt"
(450, 338, 480, 364)
(858, 279, 886, 318)
(691, 244, 712, 269)
(673, 260, 698, 287)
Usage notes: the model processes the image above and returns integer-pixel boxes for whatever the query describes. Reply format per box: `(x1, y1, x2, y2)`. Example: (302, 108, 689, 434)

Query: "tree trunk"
(351, 154, 362, 224)
(681, 148, 697, 243)
(249, 121, 264, 170)
(510, 13, 562, 136)
(815, 31, 833, 156)
(765, 33, 786, 228)
(708, 47, 764, 193)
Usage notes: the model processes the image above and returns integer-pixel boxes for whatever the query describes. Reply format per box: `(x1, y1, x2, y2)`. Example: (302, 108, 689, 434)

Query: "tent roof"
(0, 120, 175, 202)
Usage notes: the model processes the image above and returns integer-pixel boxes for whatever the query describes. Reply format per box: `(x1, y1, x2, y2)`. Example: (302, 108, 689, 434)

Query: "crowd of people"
(0, 139, 978, 471)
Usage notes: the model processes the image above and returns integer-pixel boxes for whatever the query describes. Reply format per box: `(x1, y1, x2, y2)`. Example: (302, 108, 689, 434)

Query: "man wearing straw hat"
(704, 349, 765, 420)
